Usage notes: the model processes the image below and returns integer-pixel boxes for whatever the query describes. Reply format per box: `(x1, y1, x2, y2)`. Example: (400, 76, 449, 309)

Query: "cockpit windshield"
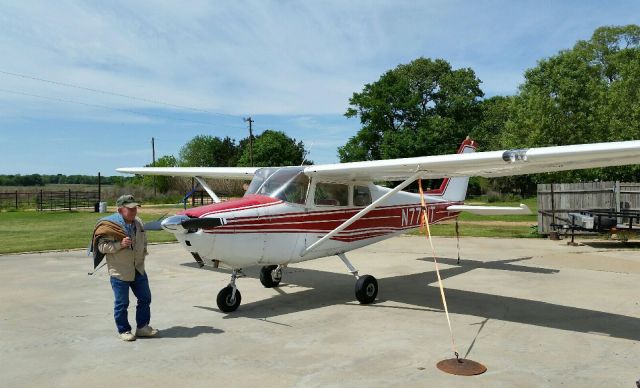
(244, 166, 309, 205)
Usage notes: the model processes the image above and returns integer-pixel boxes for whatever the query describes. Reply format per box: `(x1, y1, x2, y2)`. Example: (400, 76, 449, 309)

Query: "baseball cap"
(116, 194, 141, 208)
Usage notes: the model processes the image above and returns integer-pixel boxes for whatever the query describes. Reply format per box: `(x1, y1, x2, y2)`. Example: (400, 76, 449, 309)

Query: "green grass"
(0, 211, 176, 254)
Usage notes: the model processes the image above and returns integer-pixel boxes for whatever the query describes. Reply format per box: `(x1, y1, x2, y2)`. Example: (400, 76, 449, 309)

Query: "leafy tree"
(179, 135, 239, 167)
(503, 24, 640, 187)
(237, 130, 308, 167)
(143, 155, 178, 193)
(472, 96, 514, 151)
(339, 57, 484, 162)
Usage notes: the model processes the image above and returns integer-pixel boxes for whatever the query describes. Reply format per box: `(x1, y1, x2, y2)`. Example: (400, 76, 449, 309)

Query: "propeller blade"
(181, 217, 226, 230)
(144, 220, 164, 231)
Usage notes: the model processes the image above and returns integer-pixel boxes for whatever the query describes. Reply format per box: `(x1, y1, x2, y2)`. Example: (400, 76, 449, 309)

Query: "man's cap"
(116, 194, 141, 208)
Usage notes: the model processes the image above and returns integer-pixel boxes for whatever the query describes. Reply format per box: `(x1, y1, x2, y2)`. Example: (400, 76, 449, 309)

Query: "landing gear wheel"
(260, 265, 282, 288)
(355, 275, 378, 304)
(216, 286, 241, 312)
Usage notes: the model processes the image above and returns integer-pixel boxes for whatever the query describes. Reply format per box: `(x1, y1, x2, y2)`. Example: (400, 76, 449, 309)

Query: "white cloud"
(1, 1, 638, 120)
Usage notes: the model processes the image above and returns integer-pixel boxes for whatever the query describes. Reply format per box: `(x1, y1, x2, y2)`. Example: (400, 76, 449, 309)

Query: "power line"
(0, 69, 239, 118)
(0, 87, 245, 128)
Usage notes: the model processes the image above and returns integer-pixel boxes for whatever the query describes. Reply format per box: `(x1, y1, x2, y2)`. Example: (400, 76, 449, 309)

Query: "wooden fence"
(537, 181, 640, 234)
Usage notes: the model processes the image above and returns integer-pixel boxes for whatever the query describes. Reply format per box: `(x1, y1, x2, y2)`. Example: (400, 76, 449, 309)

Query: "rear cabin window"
(314, 183, 348, 206)
(353, 185, 372, 206)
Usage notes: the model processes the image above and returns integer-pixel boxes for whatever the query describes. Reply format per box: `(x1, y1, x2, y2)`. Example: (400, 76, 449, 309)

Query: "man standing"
(94, 194, 159, 341)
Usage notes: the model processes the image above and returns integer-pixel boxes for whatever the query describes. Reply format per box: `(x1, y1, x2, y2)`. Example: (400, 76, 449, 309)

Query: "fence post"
(15, 190, 18, 209)
(39, 190, 43, 211)
(615, 180, 621, 224)
(68, 189, 71, 211)
(550, 183, 556, 227)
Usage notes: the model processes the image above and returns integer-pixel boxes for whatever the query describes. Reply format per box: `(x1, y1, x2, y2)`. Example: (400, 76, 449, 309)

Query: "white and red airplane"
(118, 137, 640, 312)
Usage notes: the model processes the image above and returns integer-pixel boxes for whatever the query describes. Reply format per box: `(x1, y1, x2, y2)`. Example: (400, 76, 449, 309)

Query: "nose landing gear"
(216, 269, 242, 312)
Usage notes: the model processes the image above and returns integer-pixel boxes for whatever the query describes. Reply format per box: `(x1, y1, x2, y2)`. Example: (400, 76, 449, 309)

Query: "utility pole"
(152, 137, 157, 196)
(243, 117, 254, 167)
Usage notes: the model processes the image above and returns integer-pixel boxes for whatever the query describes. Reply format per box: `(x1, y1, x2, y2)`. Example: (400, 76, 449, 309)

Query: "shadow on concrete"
(159, 325, 223, 338)
(580, 241, 640, 250)
(181, 257, 640, 341)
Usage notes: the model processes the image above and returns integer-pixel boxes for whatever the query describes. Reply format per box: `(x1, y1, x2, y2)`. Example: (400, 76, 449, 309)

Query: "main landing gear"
(338, 253, 378, 304)
(215, 256, 377, 312)
(259, 265, 283, 288)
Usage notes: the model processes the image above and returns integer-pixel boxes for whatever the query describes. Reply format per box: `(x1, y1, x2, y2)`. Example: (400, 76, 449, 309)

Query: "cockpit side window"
(353, 185, 372, 206)
(314, 183, 348, 206)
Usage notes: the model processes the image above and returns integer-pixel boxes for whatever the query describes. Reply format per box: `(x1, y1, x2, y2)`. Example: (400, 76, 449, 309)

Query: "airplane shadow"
(580, 241, 640, 249)
(159, 325, 224, 338)
(180, 257, 640, 341)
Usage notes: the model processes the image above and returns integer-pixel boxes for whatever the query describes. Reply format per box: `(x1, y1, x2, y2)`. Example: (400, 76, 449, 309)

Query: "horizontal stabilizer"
(447, 204, 531, 215)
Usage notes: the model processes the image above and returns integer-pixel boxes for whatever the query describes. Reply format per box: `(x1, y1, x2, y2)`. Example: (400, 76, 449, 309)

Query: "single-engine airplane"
(117, 137, 640, 312)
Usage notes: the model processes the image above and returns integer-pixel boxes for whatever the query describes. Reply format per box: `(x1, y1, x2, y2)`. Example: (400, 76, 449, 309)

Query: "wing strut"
(194, 176, 221, 203)
(301, 171, 423, 257)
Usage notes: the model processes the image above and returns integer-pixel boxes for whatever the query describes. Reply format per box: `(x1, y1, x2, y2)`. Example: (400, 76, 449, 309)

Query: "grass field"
(0, 197, 540, 254)
(0, 210, 177, 254)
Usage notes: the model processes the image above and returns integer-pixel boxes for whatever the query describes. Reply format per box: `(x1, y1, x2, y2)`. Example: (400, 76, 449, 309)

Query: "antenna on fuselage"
(301, 142, 313, 166)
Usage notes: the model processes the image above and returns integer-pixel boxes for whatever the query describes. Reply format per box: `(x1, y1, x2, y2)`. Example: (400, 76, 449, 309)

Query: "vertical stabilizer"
(427, 137, 477, 202)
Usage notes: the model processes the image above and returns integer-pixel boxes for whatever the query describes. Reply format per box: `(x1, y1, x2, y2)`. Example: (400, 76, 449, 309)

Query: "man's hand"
(121, 237, 133, 249)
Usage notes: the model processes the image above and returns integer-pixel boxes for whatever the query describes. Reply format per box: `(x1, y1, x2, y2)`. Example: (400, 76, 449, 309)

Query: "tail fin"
(427, 137, 477, 202)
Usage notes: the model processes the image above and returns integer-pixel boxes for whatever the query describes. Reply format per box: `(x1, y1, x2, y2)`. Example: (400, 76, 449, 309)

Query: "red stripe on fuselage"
(202, 201, 461, 242)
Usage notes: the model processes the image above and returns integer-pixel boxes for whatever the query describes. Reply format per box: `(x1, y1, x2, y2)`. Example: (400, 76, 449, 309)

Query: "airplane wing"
(303, 140, 640, 181)
(116, 167, 258, 179)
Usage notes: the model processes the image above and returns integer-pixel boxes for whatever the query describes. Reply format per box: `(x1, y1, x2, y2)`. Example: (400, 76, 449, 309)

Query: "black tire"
(355, 275, 378, 304)
(216, 286, 241, 312)
(260, 265, 281, 288)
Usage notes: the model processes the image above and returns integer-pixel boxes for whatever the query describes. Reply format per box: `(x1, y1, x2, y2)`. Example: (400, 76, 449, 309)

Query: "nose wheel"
(216, 269, 242, 312)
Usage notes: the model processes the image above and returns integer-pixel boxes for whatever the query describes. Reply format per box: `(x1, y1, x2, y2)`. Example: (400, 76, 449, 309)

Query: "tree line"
(137, 129, 309, 193)
(341, 25, 640, 195)
(0, 174, 131, 186)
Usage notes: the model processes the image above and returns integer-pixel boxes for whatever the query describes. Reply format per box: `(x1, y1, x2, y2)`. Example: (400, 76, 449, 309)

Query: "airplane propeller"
(180, 217, 226, 229)
(144, 213, 169, 231)
(159, 215, 227, 232)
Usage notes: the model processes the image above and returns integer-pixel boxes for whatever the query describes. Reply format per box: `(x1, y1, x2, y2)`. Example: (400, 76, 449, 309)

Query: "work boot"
(119, 331, 136, 341)
(135, 325, 159, 337)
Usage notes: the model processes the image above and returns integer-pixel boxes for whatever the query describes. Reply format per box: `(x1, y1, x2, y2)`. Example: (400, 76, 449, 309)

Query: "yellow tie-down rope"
(418, 179, 460, 361)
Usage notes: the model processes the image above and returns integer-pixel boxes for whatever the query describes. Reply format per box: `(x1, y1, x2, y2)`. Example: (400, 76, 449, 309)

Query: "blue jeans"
(110, 271, 151, 333)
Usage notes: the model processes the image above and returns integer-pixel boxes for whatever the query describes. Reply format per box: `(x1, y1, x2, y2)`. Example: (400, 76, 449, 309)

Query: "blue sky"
(1, 1, 638, 175)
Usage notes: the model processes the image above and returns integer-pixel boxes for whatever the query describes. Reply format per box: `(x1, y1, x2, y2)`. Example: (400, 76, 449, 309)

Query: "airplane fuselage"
(165, 184, 461, 268)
